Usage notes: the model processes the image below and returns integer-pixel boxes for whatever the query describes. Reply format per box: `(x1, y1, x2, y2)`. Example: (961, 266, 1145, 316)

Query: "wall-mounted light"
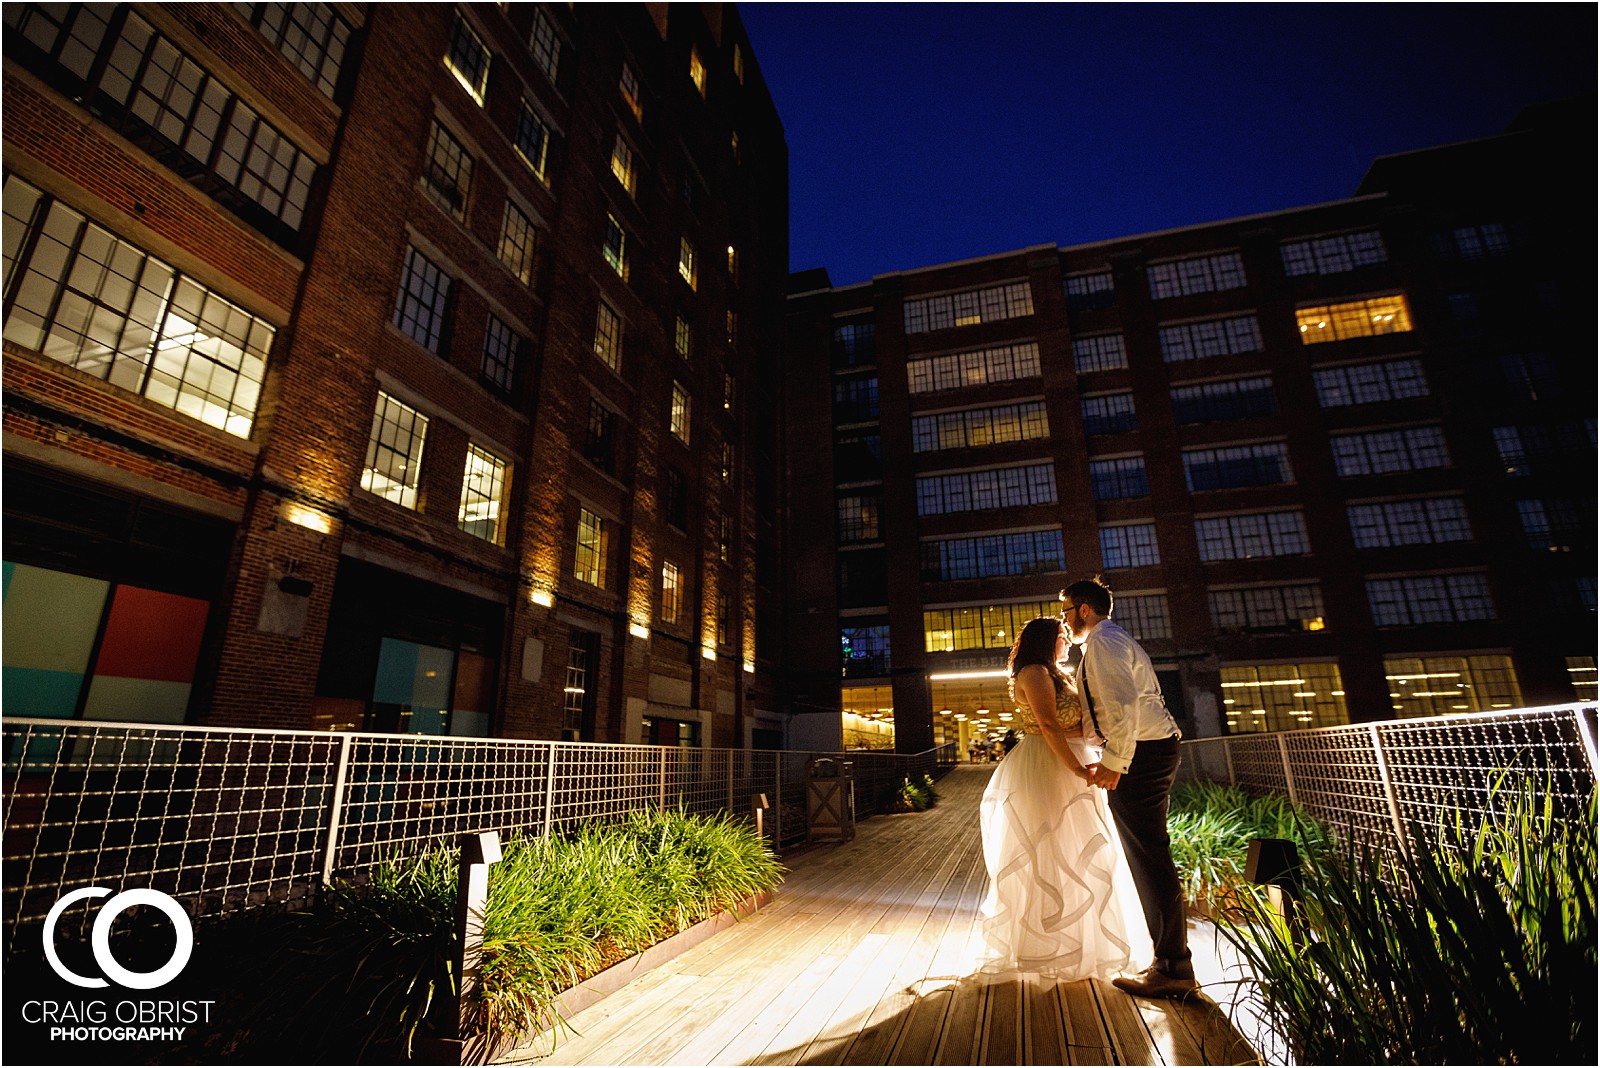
(530, 588, 554, 608)
(282, 503, 332, 534)
(742, 660, 755, 674)
(629, 622, 651, 640)
(701, 645, 717, 661)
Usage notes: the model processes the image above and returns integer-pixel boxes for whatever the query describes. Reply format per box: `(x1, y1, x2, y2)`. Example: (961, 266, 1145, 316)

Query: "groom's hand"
(1090, 766, 1122, 790)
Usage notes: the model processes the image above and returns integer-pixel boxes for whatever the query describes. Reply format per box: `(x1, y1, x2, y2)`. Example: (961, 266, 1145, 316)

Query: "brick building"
(3, 3, 789, 748)
(784, 102, 1596, 754)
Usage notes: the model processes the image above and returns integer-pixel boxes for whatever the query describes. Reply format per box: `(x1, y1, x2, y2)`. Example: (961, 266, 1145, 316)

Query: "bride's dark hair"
(1008, 616, 1069, 697)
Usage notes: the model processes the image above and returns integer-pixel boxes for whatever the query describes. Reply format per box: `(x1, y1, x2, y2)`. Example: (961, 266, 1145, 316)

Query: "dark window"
(833, 432, 882, 481)
(582, 399, 617, 474)
(664, 467, 689, 530)
(1170, 377, 1276, 425)
(831, 319, 876, 367)
(833, 376, 879, 423)
(393, 246, 452, 353)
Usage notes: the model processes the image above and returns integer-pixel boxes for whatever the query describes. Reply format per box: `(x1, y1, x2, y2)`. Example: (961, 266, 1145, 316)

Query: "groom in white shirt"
(1061, 577, 1198, 999)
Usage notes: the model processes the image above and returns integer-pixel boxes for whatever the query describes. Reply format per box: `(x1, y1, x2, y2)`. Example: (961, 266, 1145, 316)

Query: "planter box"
(417, 890, 774, 1065)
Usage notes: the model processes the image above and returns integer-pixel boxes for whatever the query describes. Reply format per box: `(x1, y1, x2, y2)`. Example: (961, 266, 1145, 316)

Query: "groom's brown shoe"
(1112, 966, 1200, 999)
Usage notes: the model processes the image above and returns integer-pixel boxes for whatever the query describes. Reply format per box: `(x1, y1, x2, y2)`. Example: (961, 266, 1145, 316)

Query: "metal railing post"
(774, 756, 783, 845)
(1369, 723, 1411, 861)
(1276, 733, 1298, 807)
(1576, 707, 1599, 780)
(541, 743, 558, 836)
(728, 749, 735, 816)
(320, 733, 355, 884)
(659, 747, 668, 809)
(1224, 738, 1236, 787)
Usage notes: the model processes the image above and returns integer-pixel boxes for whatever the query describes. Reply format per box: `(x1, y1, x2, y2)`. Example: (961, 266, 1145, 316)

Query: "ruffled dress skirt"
(976, 734, 1153, 979)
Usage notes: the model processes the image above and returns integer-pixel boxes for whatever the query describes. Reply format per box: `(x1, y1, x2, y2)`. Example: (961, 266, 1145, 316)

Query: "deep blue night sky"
(739, 3, 1596, 286)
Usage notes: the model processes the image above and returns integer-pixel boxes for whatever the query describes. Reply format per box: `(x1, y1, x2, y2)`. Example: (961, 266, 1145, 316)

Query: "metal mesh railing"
(2, 716, 957, 951)
(1179, 705, 1598, 856)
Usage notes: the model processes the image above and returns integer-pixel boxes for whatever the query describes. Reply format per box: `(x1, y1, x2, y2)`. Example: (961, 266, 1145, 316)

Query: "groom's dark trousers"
(1104, 734, 1190, 976)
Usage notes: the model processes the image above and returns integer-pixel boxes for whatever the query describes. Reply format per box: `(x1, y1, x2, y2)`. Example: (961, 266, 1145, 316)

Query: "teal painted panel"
(373, 638, 420, 704)
(3, 560, 14, 600)
(3, 666, 83, 718)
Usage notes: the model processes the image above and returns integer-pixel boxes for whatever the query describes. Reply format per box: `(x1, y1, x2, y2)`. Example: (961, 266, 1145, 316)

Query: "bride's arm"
(1014, 665, 1090, 782)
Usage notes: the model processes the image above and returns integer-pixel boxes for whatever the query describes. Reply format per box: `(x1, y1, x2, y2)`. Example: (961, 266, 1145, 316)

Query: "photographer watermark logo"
(42, 887, 193, 990)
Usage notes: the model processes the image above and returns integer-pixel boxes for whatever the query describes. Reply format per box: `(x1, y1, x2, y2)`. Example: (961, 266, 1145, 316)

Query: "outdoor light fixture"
(742, 660, 755, 673)
(629, 622, 650, 640)
(530, 589, 554, 607)
(927, 670, 1009, 681)
(282, 503, 332, 534)
(701, 645, 717, 661)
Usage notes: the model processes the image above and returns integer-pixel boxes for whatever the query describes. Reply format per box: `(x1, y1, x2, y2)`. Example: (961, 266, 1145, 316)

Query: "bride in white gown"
(975, 615, 1153, 979)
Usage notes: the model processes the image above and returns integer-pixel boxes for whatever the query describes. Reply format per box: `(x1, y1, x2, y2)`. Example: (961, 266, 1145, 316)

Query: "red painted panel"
(92, 586, 210, 683)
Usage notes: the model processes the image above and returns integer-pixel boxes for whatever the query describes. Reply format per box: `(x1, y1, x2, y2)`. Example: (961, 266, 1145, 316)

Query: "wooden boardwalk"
(505, 765, 1259, 1066)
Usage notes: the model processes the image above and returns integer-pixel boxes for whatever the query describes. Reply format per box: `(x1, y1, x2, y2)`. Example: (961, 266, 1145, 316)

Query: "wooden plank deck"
(505, 764, 1259, 1066)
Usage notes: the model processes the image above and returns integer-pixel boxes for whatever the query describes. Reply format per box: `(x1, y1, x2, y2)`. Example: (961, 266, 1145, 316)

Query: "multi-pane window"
(923, 599, 1057, 653)
(1516, 498, 1591, 550)
(678, 238, 697, 289)
(2, 178, 273, 438)
(362, 391, 429, 509)
(841, 625, 890, 678)
(1196, 511, 1310, 561)
(732, 42, 745, 83)
(1064, 271, 1115, 312)
(602, 214, 628, 279)
(1170, 376, 1276, 425)
(1432, 223, 1511, 261)
(834, 377, 879, 423)
(1498, 353, 1561, 403)
(674, 316, 692, 357)
(831, 319, 876, 367)
(619, 63, 643, 120)
(916, 463, 1057, 516)
(1566, 656, 1597, 703)
(722, 372, 736, 415)
(1147, 252, 1247, 299)
(1100, 523, 1160, 569)
(458, 444, 506, 544)
(393, 246, 451, 353)
(1115, 593, 1172, 641)
(1209, 583, 1326, 632)
(1386, 654, 1521, 718)
(1366, 573, 1495, 626)
(422, 120, 472, 219)
(574, 508, 608, 587)
(920, 529, 1065, 582)
(1280, 230, 1387, 276)
(727, 244, 739, 279)
(12, 8, 319, 243)
(1331, 427, 1450, 476)
(1221, 662, 1349, 733)
(688, 47, 707, 95)
(1081, 393, 1137, 435)
(1348, 497, 1472, 548)
(1090, 457, 1149, 500)
(1183, 443, 1292, 491)
(582, 399, 616, 474)
(233, 2, 352, 99)
(1158, 315, 1263, 362)
(1072, 334, 1128, 373)
(837, 494, 880, 542)
(903, 281, 1034, 334)
(529, 9, 559, 83)
(719, 516, 733, 562)
(515, 101, 550, 180)
(593, 301, 621, 370)
(664, 468, 689, 529)
(480, 314, 520, 394)
(444, 9, 490, 104)
(1312, 358, 1429, 406)
(911, 401, 1048, 452)
(610, 135, 636, 194)
(721, 442, 734, 483)
(496, 202, 537, 285)
(1491, 421, 1596, 478)
(725, 310, 738, 345)
(834, 431, 882, 482)
(1296, 295, 1413, 344)
(562, 634, 593, 741)
(669, 382, 691, 443)
(907, 342, 1040, 393)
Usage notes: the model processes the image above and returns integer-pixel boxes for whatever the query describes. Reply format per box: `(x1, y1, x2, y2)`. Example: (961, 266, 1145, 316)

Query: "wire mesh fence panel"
(1177, 738, 1231, 784)
(1280, 728, 1396, 855)
(1225, 734, 1292, 796)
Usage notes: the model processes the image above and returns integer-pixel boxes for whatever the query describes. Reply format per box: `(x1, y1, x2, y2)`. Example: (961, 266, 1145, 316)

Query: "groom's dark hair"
(1060, 576, 1113, 617)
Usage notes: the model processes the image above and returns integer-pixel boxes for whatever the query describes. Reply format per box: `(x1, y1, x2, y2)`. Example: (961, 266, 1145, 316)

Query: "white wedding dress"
(975, 681, 1152, 979)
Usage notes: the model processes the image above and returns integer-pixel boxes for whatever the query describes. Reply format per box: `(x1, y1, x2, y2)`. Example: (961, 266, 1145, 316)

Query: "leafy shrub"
(893, 773, 940, 812)
(1219, 777, 1597, 1063)
(1167, 780, 1331, 911)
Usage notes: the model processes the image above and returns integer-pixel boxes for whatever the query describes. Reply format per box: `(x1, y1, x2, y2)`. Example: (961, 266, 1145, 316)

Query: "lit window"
(721, 442, 733, 484)
(669, 381, 690, 443)
(921, 599, 1058, 654)
(619, 63, 642, 120)
(725, 309, 737, 345)
(1385, 655, 1521, 718)
(458, 444, 507, 543)
(393, 246, 452, 353)
(237, 2, 352, 99)
(662, 561, 682, 623)
(674, 316, 691, 357)
(837, 494, 881, 542)
(610, 135, 635, 194)
(529, 9, 559, 83)
(2, 177, 273, 438)
(723, 372, 735, 415)
(602, 214, 627, 279)
(909, 342, 1039, 393)
(904, 282, 1033, 334)
(1296, 294, 1413, 344)
(421, 120, 472, 219)
(732, 42, 744, 83)
(1566, 656, 1597, 702)
(480, 313, 521, 394)
(514, 101, 550, 180)
(911, 400, 1049, 452)
(444, 10, 489, 104)
(1220, 663, 1349, 733)
(593, 301, 621, 371)
(727, 244, 739, 278)
(688, 47, 706, 95)
(575, 507, 608, 587)
(496, 201, 537, 285)
(678, 237, 697, 289)
(362, 391, 429, 509)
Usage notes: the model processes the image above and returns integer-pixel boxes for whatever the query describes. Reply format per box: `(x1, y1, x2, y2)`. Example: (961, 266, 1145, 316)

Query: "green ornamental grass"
(1167, 780, 1332, 910)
